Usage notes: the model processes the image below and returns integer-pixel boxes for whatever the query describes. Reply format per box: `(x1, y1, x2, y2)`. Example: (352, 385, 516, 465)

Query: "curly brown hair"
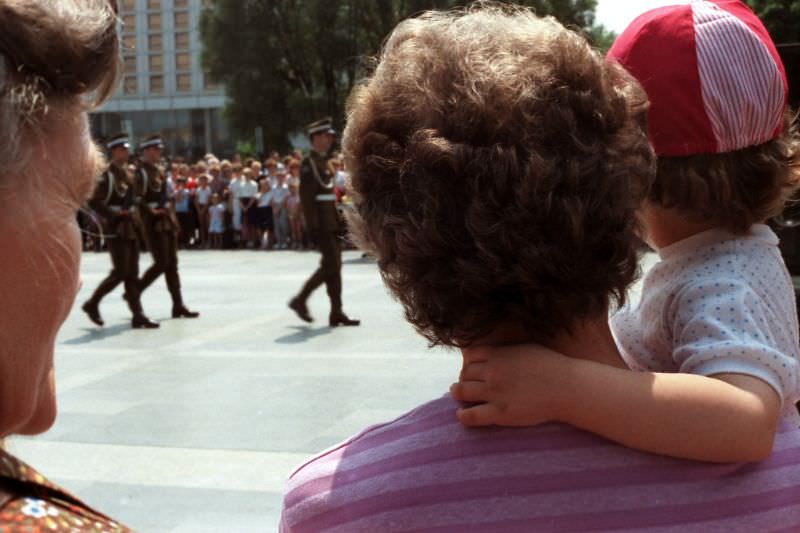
(343, 5, 655, 347)
(651, 112, 800, 234)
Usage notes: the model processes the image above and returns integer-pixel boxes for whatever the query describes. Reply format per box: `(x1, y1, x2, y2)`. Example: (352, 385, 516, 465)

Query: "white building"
(91, 0, 232, 159)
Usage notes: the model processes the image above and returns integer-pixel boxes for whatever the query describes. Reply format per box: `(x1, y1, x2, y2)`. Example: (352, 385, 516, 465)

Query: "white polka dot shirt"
(611, 225, 800, 423)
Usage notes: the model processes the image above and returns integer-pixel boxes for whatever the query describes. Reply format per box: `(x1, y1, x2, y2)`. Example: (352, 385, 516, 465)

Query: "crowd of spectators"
(80, 149, 352, 251)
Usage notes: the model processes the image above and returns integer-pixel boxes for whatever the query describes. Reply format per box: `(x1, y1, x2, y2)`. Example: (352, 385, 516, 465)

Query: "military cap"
(106, 132, 130, 150)
(139, 133, 165, 150)
(306, 117, 336, 137)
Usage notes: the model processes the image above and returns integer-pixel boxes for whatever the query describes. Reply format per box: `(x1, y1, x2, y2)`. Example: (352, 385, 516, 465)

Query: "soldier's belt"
(146, 202, 163, 209)
(315, 194, 336, 201)
(109, 206, 135, 213)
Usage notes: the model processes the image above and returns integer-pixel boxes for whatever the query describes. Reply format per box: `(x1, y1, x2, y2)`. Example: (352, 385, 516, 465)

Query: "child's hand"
(450, 344, 571, 427)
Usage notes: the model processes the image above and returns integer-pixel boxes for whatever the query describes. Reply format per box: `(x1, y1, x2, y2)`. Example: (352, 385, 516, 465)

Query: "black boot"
(329, 310, 360, 327)
(289, 297, 313, 323)
(132, 314, 160, 329)
(172, 305, 199, 319)
(82, 301, 104, 326)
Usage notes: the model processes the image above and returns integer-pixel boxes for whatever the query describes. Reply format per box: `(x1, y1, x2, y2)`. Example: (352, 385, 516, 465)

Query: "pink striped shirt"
(281, 395, 800, 532)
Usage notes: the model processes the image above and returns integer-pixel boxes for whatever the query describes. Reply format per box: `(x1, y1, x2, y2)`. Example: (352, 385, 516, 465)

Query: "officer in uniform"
(135, 134, 199, 319)
(82, 133, 159, 329)
(289, 118, 359, 327)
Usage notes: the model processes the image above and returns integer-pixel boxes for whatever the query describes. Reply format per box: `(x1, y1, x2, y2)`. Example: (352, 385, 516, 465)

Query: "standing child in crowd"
(287, 182, 303, 249)
(222, 189, 235, 249)
(173, 177, 193, 249)
(272, 167, 291, 249)
(228, 162, 244, 246)
(239, 167, 259, 248)
(288, 158, 301, 188)
(194, 174, 212, 248)
(256, 178, 274, 249)
(208, 193, 225, 250)
(452, 0, 800, 463)
(263, 158, 278, 187)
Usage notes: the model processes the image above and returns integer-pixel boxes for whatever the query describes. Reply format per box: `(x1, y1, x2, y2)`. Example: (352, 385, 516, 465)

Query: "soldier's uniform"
(136, 134, 198, 319)
(289, 118, 359, 326)
(82, 133, 158, 329)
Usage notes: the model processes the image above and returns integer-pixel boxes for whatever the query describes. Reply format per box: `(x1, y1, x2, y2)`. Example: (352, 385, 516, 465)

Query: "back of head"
(344, 4, 654, 347)
(0, 0, 119, 178)
(608, 0, 800, 233)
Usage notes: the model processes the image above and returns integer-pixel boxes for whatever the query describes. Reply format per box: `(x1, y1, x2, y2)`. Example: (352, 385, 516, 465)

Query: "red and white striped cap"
(607, 0, 787, 157)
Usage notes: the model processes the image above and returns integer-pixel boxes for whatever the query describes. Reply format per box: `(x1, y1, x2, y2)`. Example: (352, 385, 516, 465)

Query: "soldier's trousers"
(297, 231, 342, 311)
(140, 229, 184, 307)
(88, 238, 144, 315)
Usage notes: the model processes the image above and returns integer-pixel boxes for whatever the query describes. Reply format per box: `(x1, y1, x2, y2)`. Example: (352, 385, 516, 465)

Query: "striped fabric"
(692, 1, 785, 152)
(281, 395, 800, 532)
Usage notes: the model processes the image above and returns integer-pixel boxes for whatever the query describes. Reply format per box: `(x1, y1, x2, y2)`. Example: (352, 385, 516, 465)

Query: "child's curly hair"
(652, 112, 800, 234)
(343, 4, 655, 347)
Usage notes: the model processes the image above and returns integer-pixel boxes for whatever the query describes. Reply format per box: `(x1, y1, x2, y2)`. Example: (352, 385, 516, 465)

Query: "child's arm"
(451, 345, 781, 463)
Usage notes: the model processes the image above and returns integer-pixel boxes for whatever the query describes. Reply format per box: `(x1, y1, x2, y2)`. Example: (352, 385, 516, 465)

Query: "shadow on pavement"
(63, 323, 137, 345)
(275, 325, 332, 344)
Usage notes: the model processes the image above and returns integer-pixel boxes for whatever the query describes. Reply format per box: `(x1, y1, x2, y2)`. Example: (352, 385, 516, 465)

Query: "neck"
(467, 314, 626, 369)
(642, 203, 718, 249)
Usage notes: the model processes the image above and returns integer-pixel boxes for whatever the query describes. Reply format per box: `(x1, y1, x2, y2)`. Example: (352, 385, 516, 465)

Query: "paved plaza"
(11, 249, 459, 532)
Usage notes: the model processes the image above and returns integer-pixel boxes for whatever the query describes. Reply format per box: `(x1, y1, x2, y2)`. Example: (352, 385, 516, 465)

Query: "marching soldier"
(289, 118, 359, 327)
(82, 133, 159, 329)
(135, 134, 199, 319)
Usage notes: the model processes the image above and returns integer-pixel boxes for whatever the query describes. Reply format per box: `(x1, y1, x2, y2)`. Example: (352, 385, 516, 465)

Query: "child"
(287, 182, 303, 249)
(208, 193, 225, 250)
(194, 174, 212, 248)
(173, 177, 193, 249)
(452, 0, 800, 463)
(255, 178, 274, 249)
(272, 169, 290, 249)
(239, 167, 259, 248)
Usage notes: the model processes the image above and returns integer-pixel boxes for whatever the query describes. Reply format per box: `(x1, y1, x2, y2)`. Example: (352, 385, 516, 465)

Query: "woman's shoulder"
(0, 450, 131, 532)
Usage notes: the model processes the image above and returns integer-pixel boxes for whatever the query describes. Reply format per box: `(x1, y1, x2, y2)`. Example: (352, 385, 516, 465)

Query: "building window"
(150, 75, 164, 93)
(122, 14, 136, 31)
(175, 32, 190, 50)
(148, 34, 163, 52)
(176, 73, 192, 92)
(147, 0, 161, 8)
(175, 0, 188, 6)
(149, 55, 163, 72)
(175, 53, 191, 71)
(148, 13, 161, 30)
(175, 11, 189, 28)
(124, 76, 138, 95)
(124, 55, 137, 74)
(122, 34, 136, 51)
(120, 0, 136, 12)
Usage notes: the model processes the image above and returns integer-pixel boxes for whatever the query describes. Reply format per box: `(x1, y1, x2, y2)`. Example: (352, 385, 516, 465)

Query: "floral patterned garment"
(0, 449, 132, 532)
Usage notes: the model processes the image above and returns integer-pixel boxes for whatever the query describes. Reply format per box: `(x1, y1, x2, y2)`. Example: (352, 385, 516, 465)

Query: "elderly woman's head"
(0, 0, 119, 436)
(344, 5, 654, 348)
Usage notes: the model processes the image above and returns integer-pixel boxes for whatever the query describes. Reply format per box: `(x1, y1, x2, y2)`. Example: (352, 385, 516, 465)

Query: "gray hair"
(0, 0, 120, 176)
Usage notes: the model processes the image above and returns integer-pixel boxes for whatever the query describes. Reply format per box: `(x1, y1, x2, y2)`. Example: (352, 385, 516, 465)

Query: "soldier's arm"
(299, 160, 318, 231)
(87, 173, 114, 220)
(134, 168, 157, 217)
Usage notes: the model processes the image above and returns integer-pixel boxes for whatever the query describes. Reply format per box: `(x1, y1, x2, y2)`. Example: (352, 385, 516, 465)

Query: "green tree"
(200, 0, 612, 151)
(746, 0, 800, 44)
